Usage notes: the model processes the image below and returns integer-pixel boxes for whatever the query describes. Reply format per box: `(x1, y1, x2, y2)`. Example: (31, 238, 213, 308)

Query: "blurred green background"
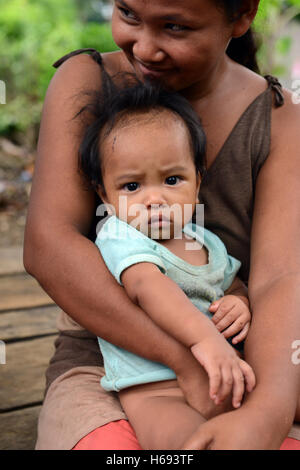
(0, 0, 300, 246)
(0, 0, 118, 147)
(1, 0, 300, 146)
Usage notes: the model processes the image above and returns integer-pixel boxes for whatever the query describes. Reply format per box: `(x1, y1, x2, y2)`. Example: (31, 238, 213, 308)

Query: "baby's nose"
(144, 190, 167, 208)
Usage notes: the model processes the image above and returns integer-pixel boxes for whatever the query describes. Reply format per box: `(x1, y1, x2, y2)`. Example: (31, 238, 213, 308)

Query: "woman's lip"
(136, 62, 171, 77)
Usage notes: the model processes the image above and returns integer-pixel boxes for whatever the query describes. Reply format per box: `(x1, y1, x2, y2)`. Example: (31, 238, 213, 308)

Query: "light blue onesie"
(95, 215, 241, 392)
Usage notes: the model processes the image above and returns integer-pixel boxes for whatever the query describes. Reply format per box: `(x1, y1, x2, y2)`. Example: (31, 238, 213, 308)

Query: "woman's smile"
(134, 60, 173, 79)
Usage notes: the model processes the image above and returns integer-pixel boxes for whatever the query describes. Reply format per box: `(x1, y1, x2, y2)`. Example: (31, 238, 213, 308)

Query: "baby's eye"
(165, 176, 181, 185)
(123, 182, 139, 192)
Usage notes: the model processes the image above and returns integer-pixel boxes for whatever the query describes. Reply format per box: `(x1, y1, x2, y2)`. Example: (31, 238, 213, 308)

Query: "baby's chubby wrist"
(166, 342, 200, 375)
(234, 294, 250, 308)
(190, 332, 227, 357)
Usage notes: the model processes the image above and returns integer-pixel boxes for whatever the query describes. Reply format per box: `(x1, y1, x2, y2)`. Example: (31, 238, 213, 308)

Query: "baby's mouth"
(148, 214, 170, 225)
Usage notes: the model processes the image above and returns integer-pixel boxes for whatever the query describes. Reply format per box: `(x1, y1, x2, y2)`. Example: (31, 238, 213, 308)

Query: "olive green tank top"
(54, 49, 285, 283)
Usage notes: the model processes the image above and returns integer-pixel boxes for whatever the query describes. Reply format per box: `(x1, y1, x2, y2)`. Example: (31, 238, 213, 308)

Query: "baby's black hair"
(76, 71, 206, 192)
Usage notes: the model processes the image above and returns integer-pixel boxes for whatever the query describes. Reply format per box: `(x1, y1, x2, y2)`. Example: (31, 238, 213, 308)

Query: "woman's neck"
(181, 54, 231, 104)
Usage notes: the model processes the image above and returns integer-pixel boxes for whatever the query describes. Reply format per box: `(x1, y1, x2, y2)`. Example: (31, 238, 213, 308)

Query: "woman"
(24, 0, 300, 450)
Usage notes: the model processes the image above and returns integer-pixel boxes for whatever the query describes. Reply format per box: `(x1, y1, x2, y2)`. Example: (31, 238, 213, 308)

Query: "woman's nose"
(132, 31, 166, 64)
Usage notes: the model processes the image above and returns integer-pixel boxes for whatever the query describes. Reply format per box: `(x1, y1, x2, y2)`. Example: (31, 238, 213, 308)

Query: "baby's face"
(98, 110, 201, 240)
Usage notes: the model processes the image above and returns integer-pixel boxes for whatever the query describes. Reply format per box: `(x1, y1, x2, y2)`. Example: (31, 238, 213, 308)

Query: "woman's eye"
(123, 182, 139, 192)
(118, 6, 137, 21)
(165, 23, 188, 32)
(166, 176, 181, 185)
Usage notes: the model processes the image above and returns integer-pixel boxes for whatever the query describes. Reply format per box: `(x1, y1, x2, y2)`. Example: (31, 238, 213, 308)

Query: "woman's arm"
(23, 54, 194, 373)
(244, 89, 300, 430)
(184, 89, 300, 449)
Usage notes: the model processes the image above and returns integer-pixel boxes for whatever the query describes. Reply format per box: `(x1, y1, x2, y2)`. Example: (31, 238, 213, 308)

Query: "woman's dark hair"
(216, 0, 260, 73)
(77, 72, 206, 192)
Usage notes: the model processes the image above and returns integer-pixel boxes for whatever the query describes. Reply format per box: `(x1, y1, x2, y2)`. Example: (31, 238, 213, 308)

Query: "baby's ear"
(96, 184, 107, 203)
(96, 186, 115, 216)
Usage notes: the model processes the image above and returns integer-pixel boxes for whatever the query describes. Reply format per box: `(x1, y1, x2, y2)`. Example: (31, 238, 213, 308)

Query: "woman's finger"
(182, 429, 214, 450)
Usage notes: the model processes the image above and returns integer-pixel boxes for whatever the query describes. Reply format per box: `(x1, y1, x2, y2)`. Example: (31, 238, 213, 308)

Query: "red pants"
(73, 420, 300, 450)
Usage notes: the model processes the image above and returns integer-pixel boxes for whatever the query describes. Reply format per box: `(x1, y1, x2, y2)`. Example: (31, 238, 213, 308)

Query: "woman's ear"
(231, 0, 260, 38)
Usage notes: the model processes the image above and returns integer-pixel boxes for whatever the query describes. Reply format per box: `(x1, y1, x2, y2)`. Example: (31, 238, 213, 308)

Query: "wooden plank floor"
(0, 246, 59, 450)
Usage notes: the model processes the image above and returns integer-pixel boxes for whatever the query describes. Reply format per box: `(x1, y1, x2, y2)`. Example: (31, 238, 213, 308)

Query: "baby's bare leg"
(119, 380, 207, 450)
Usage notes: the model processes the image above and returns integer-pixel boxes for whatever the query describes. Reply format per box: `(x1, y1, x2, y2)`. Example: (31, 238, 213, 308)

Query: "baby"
(77, 73, 255, 450)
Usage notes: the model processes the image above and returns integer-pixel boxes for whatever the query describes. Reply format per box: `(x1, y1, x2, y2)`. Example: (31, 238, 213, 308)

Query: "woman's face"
(111, 0, 234, 93)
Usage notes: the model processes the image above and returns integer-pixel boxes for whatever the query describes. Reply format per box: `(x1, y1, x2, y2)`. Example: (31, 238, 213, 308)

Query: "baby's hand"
(191, 336, 255, 409)
(209, 295, 251, 344)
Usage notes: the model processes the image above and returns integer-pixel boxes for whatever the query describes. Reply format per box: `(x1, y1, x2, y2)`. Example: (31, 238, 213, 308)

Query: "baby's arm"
(209, 277, 251, 344)
(121, 263, 255, 408)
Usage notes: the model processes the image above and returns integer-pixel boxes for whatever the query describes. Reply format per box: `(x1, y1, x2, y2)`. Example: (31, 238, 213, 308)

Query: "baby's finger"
(231, 365, 245, 408)
(207, 364, 222, 402)
(231, 322, 250, 344)
(211, 303, 234, 326)
(209, 299, 222, 308)
(239, 359, 256, 393)
(213, 305, 237, 332)
(215, 364, 233, 404)
(208, 300, 222, 314)
(220, 315, 248, 339)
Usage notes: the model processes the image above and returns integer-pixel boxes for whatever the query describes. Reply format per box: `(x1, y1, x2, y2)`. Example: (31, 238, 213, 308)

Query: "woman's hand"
(191, 335, 256, 409)
(181, 406, 285, 450)
(209, 295, 251, 344)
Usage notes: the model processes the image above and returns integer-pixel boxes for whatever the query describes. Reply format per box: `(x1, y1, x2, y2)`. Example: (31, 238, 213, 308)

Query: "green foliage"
(0, 0, 118, 144)
(2, 0, 300, 144)
(254, 0, 300, 75)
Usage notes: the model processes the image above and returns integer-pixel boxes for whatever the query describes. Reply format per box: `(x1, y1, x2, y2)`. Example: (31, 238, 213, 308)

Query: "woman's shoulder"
(268, 84, 300, 156)
(228, 62, 300, 133)
(48, 50, 129, 96)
